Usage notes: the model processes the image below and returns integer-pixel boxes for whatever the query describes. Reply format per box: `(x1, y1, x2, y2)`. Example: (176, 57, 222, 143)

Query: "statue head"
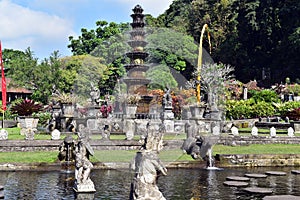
(142, 122, 164, 152)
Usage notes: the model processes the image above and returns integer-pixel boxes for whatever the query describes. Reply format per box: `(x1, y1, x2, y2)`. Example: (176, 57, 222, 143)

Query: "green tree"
(31, 51, 62, 103)
(146, 64, 178, 90)
(68, 20, 129, 55)
(3, 48, 63, 103)
(146, 28, 199, 80)
(59, 55, 107, 100)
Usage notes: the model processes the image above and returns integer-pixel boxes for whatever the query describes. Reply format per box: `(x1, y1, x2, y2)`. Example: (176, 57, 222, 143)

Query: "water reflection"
(0, 167, 300, 199)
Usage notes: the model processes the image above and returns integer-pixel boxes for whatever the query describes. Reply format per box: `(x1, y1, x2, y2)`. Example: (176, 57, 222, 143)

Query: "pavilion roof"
(0, 78, 32, 94)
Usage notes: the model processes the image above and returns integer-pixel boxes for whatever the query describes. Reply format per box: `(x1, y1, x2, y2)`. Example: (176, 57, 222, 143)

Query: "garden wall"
(218, 136, 300, 146)
(217, 154, 300, 167)
(1, 136, 300, 152)
(0, 139, 183, 152)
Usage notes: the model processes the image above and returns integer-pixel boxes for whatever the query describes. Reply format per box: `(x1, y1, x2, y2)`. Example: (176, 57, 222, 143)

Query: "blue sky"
(0, 0, 173, 59)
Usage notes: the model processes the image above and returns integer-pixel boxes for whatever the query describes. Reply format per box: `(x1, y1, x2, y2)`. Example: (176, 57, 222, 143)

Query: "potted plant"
(189, 102, 207, 119)
(50, 92, 77, 117)
(11, 99, 43, 139)
(125, 93, 141, 116)
(100, 103, 112, 118)
(186, 96, 207, 119)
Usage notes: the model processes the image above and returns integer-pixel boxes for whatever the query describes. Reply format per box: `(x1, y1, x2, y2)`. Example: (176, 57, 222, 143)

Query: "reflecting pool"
(0, 167, 300, 199)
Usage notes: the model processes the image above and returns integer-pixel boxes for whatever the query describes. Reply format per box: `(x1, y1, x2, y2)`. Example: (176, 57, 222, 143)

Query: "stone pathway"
(291, 170, 300, 175)
(265, 171, 287, 176)
(245, 173, 268, 178)
(263, 195, 300, 200)
(242, 187, 273, 194)
(226, 176, 250, 181)
(0, 185, 3, 199)
(224, 169, 300, 198)
(223, 181, 249, 187)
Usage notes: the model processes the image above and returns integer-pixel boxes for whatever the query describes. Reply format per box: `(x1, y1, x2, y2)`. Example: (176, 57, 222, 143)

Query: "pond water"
(0, 167, 300, 199)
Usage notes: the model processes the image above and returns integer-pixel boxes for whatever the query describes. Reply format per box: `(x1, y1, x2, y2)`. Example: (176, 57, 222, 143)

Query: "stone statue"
(73, 130, 96, 193)
(90, 83, 100, 106)
(182, 126, 219, 162)
(58, 135, 75, 162)
(101, 124, 110, 140)
(129, 122, 167, 200)
(162, 87, 172, 109)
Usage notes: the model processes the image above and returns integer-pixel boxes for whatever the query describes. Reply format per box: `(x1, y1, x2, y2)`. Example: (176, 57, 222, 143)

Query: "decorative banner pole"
(196, 24, 211, 105)
(0, 41, 7, 129)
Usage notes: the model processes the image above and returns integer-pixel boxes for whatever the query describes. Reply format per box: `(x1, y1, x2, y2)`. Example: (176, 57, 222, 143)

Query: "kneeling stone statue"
(73, 131, 96, 193)
(130, 122, 167, 200)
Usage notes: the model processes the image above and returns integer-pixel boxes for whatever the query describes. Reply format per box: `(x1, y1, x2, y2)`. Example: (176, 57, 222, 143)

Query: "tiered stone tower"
(123, 5, 152, 117)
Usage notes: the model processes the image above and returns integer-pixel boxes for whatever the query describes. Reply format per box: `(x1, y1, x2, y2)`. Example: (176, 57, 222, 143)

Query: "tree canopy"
(158, 0, 300, 85)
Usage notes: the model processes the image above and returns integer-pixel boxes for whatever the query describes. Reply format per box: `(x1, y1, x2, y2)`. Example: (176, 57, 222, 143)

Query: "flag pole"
(2, 111, 4, 129)
(0, 41, 7, 129)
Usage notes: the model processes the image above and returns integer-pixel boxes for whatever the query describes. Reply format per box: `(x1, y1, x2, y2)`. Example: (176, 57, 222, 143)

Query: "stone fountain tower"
(123, 5, 153, 118)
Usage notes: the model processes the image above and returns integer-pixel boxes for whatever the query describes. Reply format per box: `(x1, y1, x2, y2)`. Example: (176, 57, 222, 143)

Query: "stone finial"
(287, 127, 294, 137)
(270, 126, 276, 137)
(230, 126, 239, 136)
(251, 126, 258, 136)
(51, 129, 61, 140)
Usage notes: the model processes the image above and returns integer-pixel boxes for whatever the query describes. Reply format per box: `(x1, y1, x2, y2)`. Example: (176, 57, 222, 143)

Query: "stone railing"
(0, 139, 184, 152)
(217, 154, 300, 167)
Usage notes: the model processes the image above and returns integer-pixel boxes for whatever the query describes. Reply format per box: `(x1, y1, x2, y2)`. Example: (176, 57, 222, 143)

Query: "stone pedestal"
(87, 106, 100, 117)
(181, 106, 191, 120)
(73, 178, 96, 193)
(162, 110, 174, 120)
(18, 117, 39, 140)
(162, 108, 174, 133)
(0, 129, 8, 140)
(61, 103, 75, 117)
(124, 119, 135, 140)
(125, 105, 137, 118)
(174, 121, 185, 133)
(164, 120, 174, 133)
(60, 117, 74, 132)
(190, 105, 206, 119)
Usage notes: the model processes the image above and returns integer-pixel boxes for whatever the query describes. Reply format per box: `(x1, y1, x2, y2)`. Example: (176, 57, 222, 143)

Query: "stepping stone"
(223, 181, 249, 187)
(226, 176, 250, 181)
(242, 187, 273, 194)
(245, 173, 268, 178)
(263, 195, 300, 200)
(265, 171, 287, 176)
(291, 170, 300, 175)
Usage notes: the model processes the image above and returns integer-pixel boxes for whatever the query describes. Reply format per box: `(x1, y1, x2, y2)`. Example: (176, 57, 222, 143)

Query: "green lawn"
(213, 144, 300, 155)
(0, 151, 58, 163)
(0, 144, 299, 164)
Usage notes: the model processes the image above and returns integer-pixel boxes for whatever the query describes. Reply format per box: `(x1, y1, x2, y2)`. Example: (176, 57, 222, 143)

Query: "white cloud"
(0, 0, 75, 58)
(0, 0, 174, 59)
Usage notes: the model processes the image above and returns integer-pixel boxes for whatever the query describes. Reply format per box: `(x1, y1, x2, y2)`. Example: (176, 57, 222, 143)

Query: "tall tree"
(3, 48, 62, 103)
(68, 21, 129, 55)
(59, 55, 107, 100)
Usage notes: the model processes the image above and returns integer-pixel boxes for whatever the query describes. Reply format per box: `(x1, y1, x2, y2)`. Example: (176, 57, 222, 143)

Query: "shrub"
(249, 89, 280, 103)
(251, 101, 275, 118)
(33, 112, 52, 126)
(286, 84, 300, 96)
(273, 101, 300, 116)
(225, 99, 255, 119)
(225, 99, 275, 119)
(11, 99, 43, 116)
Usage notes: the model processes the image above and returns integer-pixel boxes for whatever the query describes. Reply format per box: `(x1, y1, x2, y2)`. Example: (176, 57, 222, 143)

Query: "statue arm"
(152, 158, 167, 176)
